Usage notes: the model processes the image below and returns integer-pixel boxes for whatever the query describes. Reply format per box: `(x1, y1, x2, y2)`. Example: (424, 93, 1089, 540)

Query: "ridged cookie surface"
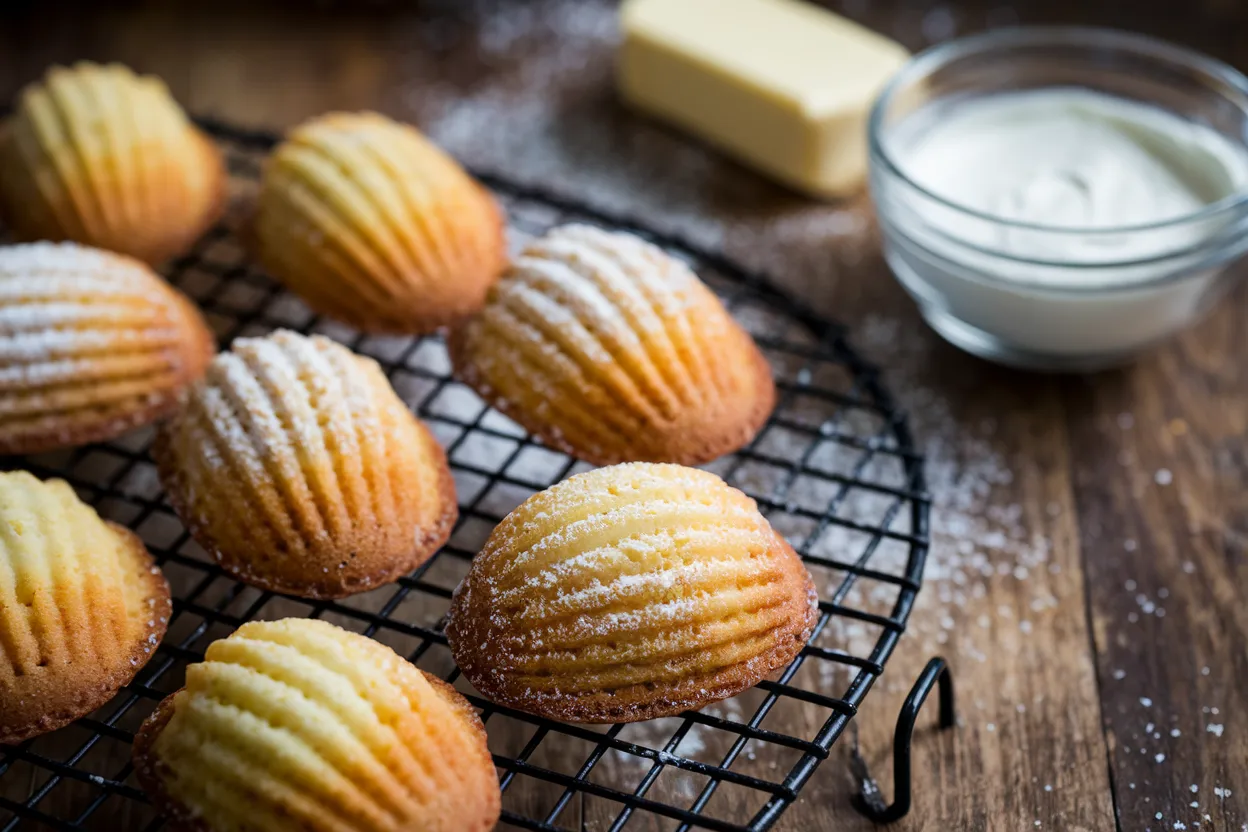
(0, 242, 215, 455)
(0, 471, 171, 744)
(449, 224, 775, 466)
(251, 111, 506, 334)
(154, 330, 457, 599)
(134, 618, 500, 832)
(446, 463, 818, 723)
(0, 62, 226, 264)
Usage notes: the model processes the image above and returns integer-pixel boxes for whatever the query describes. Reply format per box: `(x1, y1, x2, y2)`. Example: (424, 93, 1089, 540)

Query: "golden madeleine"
(251, 111, 506, 334)
(447, 463, 818, 723)
(134, 619, 500, 832)
(0, 62, 226, 264)
(0, 242, 215, 455)
(0, 471, 171, 744)
(154, 330, 457, 599)
(449, 224, 775, 466)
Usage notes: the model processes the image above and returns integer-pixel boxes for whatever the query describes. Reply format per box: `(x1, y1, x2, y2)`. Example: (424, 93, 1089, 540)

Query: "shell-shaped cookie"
(0, 242, 215, 455)
(154, 330, 457, 599)
(0, 62, 226, 264)
(134, 618, 500, 832)
(447, 463, 818, 723)
(251, 111, 506, 334)
(449, 224, 775, 466)
(0, 471, 171, 743)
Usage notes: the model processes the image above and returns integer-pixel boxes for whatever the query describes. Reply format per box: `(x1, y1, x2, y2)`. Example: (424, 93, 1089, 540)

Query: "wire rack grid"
(0, 121, 931, 832)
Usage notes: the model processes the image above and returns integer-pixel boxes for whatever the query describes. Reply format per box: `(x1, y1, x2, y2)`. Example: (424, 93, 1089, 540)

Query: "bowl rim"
(867, 25, 1248, 238)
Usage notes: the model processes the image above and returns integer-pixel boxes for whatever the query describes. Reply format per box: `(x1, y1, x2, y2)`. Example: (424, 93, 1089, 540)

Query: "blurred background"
(6, 0, 1242, 312)
(3, 1, 1246, 142)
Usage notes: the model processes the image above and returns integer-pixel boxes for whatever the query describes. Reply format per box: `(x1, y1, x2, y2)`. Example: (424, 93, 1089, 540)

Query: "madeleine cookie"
(0, 242, 215, 455)
(447, 463, 818, 723)
(0, 62, 226, 264)
(449, 224, 775, 466)
(134, 619, 500, 832)
(154, 330, 456, 599)
(0, 471, 171, 744)
(251, 111, 506, 334)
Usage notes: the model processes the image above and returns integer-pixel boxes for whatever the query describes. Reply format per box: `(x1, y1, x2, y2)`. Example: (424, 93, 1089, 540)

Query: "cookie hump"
(0, 471, 171, 744)
(134, 619, 500, 832)
(154, 329, 457, 599)
(0, 242, 215, 455)
(449, 224, 776, 466)
(0, 62, 226, 264)
(251, 111, 506, 334)
(446, 463, 818, 723)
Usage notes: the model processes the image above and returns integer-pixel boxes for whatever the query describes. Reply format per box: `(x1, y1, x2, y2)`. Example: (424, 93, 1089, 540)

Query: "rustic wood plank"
(1063, 298, 1248, 832)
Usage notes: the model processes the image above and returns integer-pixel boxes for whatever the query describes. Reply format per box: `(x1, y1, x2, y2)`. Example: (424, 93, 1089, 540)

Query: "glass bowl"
(867, 26, 1248, 371)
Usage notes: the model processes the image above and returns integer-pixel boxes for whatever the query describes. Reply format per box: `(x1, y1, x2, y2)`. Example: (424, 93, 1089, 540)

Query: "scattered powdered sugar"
(401, 0, 731, 254)
(813, 314, 1055, 673)
(845, 315, 1240, 826)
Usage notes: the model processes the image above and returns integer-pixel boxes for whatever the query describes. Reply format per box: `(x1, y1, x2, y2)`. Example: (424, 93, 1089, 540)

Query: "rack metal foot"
(851, 657, 956, 824)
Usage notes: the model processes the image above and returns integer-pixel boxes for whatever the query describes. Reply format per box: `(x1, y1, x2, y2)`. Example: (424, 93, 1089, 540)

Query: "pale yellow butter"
(618, 0, 908, 199)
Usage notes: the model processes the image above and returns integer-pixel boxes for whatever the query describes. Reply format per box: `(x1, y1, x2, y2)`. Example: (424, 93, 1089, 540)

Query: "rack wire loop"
(850, 656, 956, 823)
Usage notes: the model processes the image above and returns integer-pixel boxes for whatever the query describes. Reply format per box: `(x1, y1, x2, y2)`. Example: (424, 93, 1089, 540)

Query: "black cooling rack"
(0, 121, 947, 832)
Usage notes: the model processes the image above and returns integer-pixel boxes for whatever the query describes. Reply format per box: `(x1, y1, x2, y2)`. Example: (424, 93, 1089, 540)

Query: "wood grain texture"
(1061, 313, 1248, 832)
(1, 2, 1245, 831)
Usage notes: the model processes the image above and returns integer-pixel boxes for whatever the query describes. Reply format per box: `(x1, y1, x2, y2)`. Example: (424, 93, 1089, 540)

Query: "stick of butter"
(618, 0, 909, 199)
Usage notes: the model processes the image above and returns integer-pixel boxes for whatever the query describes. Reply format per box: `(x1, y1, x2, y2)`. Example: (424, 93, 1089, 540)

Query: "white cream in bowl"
(868, 28, 1248, 370)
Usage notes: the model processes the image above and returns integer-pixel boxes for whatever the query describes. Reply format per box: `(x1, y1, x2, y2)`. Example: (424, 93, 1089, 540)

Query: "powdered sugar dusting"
(0, 241, 209, 446)
(0, 244, 183, 343)
(0, 240, 132, 276)
(181, 330, 383, 493)
(474, 224, 705, 377)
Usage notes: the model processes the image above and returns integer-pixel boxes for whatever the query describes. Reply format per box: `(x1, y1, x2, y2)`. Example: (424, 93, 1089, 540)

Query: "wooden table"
(1, 2, 1244, 830)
